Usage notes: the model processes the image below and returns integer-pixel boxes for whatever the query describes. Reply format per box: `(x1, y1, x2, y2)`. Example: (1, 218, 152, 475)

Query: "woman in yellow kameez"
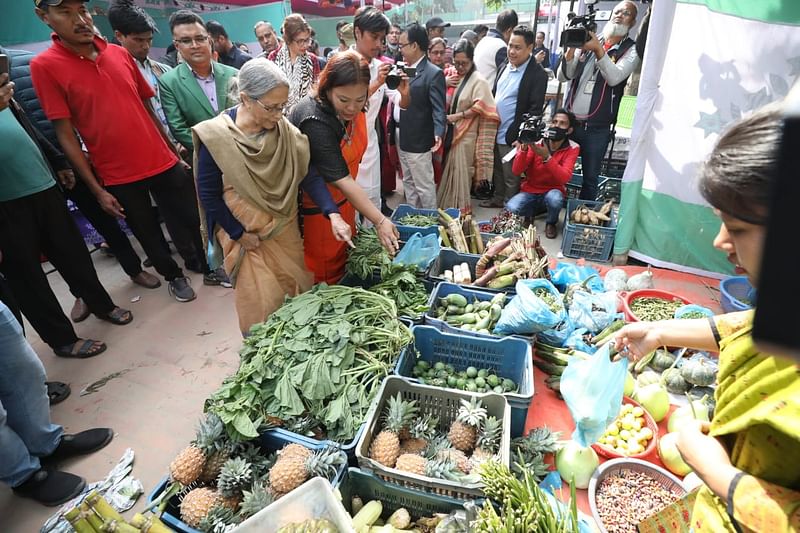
(614, 105, 800, 532)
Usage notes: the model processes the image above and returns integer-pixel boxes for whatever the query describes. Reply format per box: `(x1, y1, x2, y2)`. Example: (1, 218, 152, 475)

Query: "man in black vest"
(558, 0, 640, 200)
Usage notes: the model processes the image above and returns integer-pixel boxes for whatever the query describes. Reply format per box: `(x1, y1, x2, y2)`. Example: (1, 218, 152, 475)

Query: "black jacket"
(493, 58, 548, 145)
(398, 57, 447, 153)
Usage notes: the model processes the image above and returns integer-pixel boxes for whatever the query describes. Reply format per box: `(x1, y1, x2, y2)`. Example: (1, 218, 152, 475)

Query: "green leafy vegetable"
(368, 264, 429, 319)
(206, 285, 412, 443)
(346, 226, 391, 280)
(397, 214, 439, 227)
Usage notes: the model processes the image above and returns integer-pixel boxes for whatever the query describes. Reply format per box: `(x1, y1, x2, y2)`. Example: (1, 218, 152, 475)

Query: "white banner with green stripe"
(615, 0, 800, 277)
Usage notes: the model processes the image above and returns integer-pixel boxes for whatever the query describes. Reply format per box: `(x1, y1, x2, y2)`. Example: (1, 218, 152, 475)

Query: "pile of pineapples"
(167, 414, 344, 532)
(368, 394, 502, 484)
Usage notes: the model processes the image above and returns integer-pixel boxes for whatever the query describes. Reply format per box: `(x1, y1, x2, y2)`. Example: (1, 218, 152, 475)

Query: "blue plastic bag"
(539, 472, 595, 533)
(494, 279, 566, 335)
(538, 316, 576, 347)
(561, 343, 628, 447)
(568, 290, 620, 333)
(563, 327, 596, 354)
(550, 262, 604, 292)
(674, 304, 714, 319)
(392, 232, 440, 271)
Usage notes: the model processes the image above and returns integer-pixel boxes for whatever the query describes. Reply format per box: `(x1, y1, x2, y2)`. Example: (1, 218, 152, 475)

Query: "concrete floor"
(1, 190, 569, 532)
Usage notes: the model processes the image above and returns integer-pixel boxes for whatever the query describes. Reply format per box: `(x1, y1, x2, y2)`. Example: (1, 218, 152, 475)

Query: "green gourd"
(662, 368, 691, 394)
(651, 349, 677, 372)
(680, 359, 716, 387)
(637, 370, 661, 388)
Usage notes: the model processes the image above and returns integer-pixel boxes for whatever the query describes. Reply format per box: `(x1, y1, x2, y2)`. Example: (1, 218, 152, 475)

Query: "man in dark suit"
(481, 25, 548, 207)
(394, 22, 446, 209)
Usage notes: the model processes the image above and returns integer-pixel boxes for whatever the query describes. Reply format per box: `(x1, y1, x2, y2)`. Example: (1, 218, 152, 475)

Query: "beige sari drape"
(437, 70, 499, 210)
(193, 112, 313, 333)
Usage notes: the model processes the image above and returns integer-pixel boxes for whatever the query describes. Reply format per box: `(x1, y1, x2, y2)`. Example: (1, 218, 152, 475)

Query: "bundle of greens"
(510, 427, 561, 483)
(476, 461, 579, 533)
(206, 285, 413, 443)
(397, 213, 439, 227)
(368, 263, 429, 319)
(346, 227, 391, 280)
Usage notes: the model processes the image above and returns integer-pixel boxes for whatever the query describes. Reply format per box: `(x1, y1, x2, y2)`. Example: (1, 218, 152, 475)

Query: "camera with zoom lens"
(518, 115, 548, 145)
(560, 0, 598, 48)
(385, 62, 417, 90)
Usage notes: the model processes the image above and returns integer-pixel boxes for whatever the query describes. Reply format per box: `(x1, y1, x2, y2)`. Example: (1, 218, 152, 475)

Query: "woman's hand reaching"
(614, 322, 663, 362)
(376, 217, 401, 256)
(329, 213, 354, 248)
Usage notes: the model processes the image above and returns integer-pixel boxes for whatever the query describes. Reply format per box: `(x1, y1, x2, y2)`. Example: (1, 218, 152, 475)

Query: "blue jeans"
(506, 189, 564, 225)
(0, 303, 62, 487)
(570, 125, 611, 201)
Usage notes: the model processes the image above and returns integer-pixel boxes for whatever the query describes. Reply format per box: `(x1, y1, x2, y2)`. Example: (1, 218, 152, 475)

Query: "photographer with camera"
(558, 0, 640, 201)
(506, 109, 580, 239)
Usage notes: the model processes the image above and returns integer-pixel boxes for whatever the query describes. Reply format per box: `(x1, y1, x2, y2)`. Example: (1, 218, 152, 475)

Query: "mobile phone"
(0, 54, 9, 84)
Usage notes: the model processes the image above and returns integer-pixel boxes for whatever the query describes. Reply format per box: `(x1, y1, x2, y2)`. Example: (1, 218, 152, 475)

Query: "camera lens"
(385, 74, 400, 90)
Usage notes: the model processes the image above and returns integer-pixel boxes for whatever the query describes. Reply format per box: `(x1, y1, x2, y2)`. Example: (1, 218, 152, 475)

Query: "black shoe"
(184, 258, 204, 274)
(41, 428, 114, 466)
(13, 469, 86, 507)
(143, 258, 153, 268)
(168, 276, 196, 302)
(203, 268, 232, 288)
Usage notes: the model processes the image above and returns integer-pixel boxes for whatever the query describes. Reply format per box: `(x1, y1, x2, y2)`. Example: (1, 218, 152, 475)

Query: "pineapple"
(424, 457, 465, 481)
(170, 445, 206, 486)
(395, 453, 426, 475)
(437, 449, 472, 474)
(238, 481, 273, 520)
(278, 443, 313, 462)
(180, 487, 220, 528)
(237, 444, 277, 478)
(447, 398, 487, 452)
(197, 505, 236, 533)
(399, 414, 438, 456)
(217, 457, 253, 498)
(369, 394, 419, 468)
(268, 446, 345, 495)
(196, 413, 233, 484)
(472, 416, 502, 467)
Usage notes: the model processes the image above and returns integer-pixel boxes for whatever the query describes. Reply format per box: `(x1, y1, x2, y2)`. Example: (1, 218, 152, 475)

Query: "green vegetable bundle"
(397, 213, 439, 227)
(207, 285, 412, 442)
(346, 227, 391, 280)
(369, 263, 429, 318)
(475, 461, 579, 532)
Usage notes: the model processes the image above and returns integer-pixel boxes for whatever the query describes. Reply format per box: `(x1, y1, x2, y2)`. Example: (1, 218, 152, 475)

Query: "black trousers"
(66, 179, 143, 279)
(107, 164, 206, 281)
(0, 186, 115, 348)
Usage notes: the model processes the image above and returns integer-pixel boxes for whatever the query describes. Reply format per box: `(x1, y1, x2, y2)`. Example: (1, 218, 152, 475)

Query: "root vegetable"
(387, 508, 411, 529)
(352, 500, 383, 530)
(487, 273, 516, 289)
(473, 266, 498, 286)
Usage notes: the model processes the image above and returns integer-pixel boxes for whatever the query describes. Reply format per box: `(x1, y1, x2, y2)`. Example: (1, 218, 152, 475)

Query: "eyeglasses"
(174, 35, 209, 46)
(252, 98, 287, 115)
(453, 60, 471, 68)
(398, 42, 412, 49)
(293, 38, 312, 46)
(612, 9, 634, 17)
(428, 48, 446, 55)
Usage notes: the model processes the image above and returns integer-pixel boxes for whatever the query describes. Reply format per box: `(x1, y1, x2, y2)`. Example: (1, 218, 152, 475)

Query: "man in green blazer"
(158, 10, 238, 152)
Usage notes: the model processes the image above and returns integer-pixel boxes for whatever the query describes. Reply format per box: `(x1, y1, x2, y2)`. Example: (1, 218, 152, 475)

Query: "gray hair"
(228, 58, 289, 104)
(253, 21, 274, 34)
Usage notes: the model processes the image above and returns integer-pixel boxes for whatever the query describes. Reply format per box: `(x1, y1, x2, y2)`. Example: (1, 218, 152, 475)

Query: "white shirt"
(355, 57, 385, 196)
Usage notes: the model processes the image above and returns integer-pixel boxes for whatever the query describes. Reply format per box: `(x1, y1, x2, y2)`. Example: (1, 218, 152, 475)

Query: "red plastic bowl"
(592, 396, 659, 461)
(622, 289, 693, 322)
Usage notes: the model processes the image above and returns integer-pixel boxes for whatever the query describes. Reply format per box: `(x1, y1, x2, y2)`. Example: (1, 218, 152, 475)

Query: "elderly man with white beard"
(558, 0, 639, 200)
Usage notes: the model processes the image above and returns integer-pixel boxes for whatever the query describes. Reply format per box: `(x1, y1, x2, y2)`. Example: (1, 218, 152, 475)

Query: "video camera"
(518, 115, 557, 145)
(560, 0, 598, 48)
(385, 62, 417, 90)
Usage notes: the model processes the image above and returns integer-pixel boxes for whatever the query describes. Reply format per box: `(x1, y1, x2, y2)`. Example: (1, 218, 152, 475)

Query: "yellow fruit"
(170, 445, 205, 486)
(639, 427, 654, 441)
(395, 453, 426, 475)
(370, 430, 401, 468)
(632, 407, 644, 418)
(219, 493, 241, 511)
(605, 424, 619, 436)
(398, 438, 427, 456)
(447, 421, 477, 452)
(268, 456, 308, 495)
(437, 449, 471, 474)
(180, 487, 219, 528)
(199, 449, 230, 484)
(619, 429, 632, 441)
(280, 443, 313, 462)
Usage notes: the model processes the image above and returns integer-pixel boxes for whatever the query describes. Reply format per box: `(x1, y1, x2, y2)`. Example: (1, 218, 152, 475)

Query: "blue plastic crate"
(392, 204, 459, 243)
(424, 283, 534, 343)
(395, 325, 533, 437)
(561, 199, 618, 263)
(719, 276, 755, 312)
(146, 432, 348, 533)
(261, 423, 367, 468)
(339, 468, 472, 521)
(564, 172, 583, 206)
(426, 249, 517, 294)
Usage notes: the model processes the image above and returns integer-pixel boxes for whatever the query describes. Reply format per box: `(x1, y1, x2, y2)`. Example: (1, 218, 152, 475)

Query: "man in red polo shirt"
(507, 109, 580, 239)
(31, 0, 206, 302)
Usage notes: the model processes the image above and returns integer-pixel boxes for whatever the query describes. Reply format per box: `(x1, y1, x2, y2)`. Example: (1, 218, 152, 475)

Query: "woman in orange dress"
(289, 51, 403, 283)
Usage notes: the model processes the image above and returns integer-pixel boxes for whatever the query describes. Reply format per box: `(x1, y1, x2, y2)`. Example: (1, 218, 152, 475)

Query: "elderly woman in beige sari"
(437, 39, 499, 210)
(192, 59, 351, 334)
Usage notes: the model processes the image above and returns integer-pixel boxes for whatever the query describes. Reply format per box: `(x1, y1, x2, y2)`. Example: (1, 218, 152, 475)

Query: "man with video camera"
(558, 0, 640, 201)
(506, 109, 580, 239)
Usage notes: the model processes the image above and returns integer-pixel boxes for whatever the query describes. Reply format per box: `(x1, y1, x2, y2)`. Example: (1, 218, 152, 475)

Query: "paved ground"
(2, 187, 577, 531)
